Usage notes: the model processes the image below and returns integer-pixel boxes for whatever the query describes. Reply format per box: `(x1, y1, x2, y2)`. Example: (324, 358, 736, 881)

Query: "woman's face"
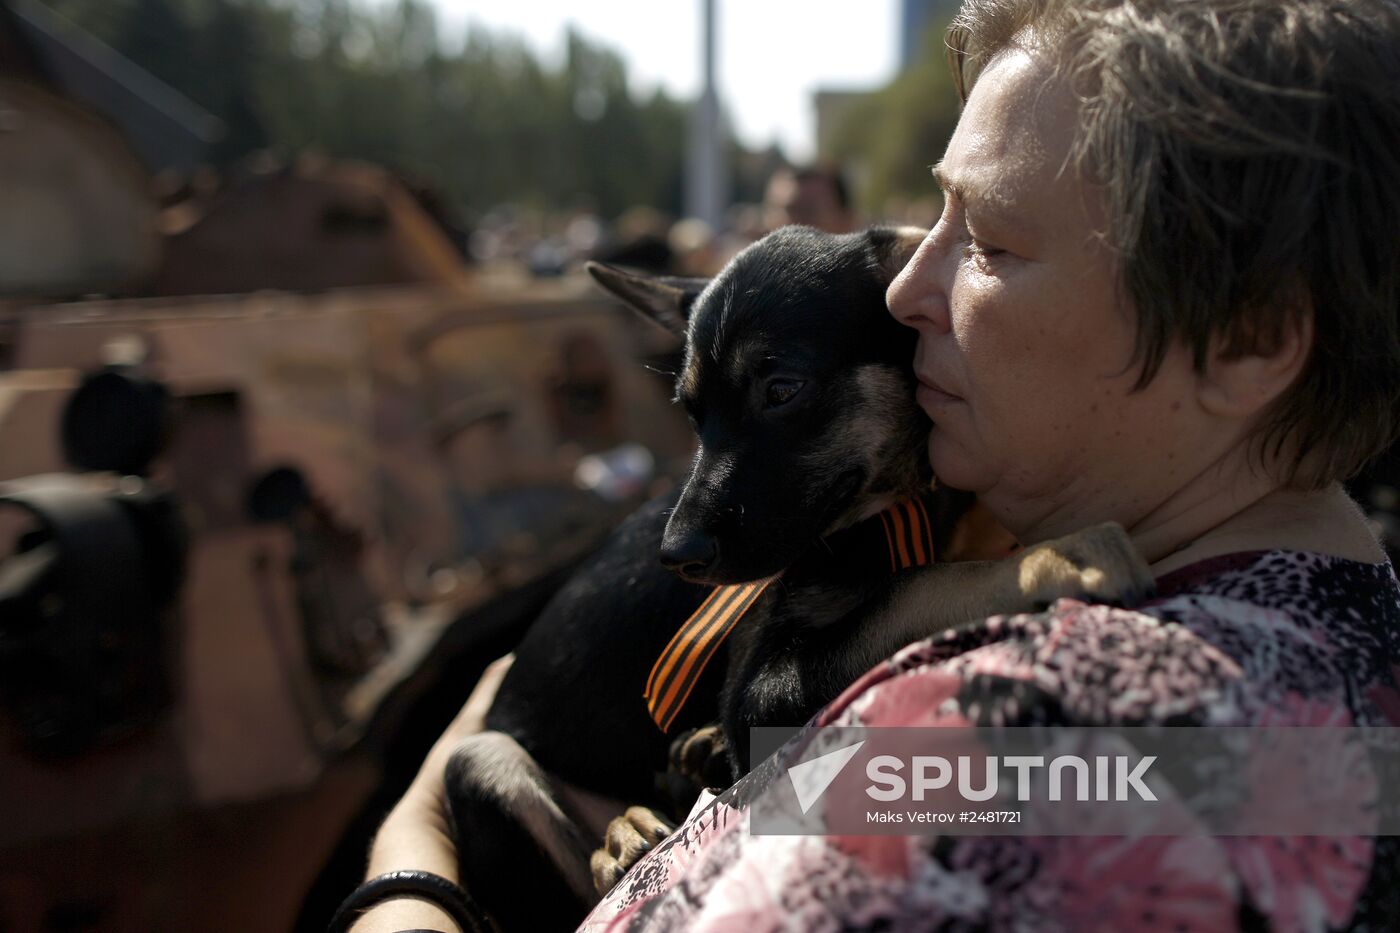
(887, 47, 1204, 540)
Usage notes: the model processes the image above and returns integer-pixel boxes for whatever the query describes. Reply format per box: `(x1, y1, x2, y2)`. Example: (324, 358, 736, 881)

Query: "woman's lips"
(915, 375, 962, 409)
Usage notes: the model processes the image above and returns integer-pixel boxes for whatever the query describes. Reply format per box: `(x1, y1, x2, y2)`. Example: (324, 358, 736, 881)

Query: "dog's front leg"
(850, 521, 1154, 671)
(445, 731, 602, 930)
(589, 724, 730, 896)
(590, 806, 675, 895)
(668, 723, 732, 791)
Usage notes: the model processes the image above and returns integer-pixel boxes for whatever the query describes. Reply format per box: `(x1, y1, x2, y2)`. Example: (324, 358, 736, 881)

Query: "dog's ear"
(585, 262, 708, 336)
(867, 226, 929, 283)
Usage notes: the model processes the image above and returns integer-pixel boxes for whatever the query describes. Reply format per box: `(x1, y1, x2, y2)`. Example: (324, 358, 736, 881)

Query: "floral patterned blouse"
(578, 550, 1400, 932)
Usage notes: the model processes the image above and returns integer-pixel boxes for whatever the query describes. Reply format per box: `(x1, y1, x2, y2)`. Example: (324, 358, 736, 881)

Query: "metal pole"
(685, 0, 728, 229)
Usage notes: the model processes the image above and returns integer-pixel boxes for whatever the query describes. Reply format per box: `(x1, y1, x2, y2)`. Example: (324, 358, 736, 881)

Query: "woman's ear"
(1197, 301, 1314, 420)
(585, 262, 709, 336)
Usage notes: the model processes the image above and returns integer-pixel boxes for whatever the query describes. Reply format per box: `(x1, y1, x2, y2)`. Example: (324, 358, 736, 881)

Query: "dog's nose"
(660, 533, 718, 576)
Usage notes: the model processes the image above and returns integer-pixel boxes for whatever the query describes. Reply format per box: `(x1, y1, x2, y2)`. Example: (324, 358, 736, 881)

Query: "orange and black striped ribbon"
(645, 494, 938, 732)
(877, 496, 936, 573)
(644, 576, 777, 733)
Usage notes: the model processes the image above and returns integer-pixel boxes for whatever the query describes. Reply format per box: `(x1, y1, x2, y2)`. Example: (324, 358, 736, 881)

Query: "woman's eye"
(961, 242, 1005, 263)
(764, 379, 804, 408)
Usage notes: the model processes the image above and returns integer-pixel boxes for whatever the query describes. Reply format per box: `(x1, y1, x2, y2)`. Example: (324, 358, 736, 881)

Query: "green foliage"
(826, 20, 961, 214)
(38, 0, 693, 220)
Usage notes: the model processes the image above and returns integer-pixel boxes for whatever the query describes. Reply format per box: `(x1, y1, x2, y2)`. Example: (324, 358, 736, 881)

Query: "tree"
(825, 19, 961, 216)
(202, 0, 269, 159)
(114, 0, 202, 99)
(41, 0, 722, 220)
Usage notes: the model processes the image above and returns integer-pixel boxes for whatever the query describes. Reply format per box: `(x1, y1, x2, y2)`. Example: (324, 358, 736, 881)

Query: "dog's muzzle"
(659, 530, 718, 578)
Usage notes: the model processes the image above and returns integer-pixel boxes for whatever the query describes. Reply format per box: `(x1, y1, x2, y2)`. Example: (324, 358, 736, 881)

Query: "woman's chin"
(928, 432, 992, 494)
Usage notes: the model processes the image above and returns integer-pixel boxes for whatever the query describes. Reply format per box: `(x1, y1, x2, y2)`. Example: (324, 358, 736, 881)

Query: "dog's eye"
(764, 379, 805, 408)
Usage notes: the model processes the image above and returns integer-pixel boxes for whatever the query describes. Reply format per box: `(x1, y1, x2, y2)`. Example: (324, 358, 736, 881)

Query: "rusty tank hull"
(0, 277, 690, 932)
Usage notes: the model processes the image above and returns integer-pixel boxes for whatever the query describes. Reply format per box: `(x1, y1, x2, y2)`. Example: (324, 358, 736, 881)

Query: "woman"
(342, 0, 1400, 929)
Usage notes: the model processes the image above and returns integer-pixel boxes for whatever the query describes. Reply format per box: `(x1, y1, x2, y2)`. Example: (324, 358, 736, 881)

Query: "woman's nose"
(886, 228, 951, 334)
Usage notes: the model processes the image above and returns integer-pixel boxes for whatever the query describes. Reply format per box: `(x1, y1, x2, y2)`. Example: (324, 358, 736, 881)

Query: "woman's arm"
(347, 654, 514, 933)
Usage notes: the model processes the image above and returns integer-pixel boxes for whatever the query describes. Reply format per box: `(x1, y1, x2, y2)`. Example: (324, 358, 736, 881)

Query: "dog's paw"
(668, 724, 732, 790)
(1016, 522, 1155, 609)
(590, 806, 675, 896)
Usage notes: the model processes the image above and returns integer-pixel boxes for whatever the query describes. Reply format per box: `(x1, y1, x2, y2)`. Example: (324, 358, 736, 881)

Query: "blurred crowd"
(469, 163, 936, 280)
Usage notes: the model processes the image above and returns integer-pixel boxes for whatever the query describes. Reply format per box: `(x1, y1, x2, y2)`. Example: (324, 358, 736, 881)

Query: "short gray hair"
(948, 0, 1400, 488)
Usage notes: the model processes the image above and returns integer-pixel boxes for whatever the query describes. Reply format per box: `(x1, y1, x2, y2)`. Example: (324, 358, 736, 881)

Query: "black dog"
(445, 226, 1153, 931)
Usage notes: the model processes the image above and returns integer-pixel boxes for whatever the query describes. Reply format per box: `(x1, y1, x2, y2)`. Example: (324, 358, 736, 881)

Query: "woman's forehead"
(941, 48, 1098, 232)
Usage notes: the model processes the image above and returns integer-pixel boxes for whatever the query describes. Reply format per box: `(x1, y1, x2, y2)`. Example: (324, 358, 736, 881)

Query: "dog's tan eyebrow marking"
(708, 283, 735, 366)
(725, 336, 768, 383)
(678, 351, 701, 401)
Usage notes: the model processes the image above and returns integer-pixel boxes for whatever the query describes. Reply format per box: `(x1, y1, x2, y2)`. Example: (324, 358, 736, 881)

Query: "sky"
(410, 0, 901, 162)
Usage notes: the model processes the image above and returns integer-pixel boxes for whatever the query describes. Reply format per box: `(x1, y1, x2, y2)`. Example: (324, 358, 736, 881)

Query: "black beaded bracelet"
(326, 869, 493, 933)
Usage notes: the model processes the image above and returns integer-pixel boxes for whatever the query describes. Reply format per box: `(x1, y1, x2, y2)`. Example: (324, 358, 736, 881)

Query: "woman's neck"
(1143, 482, 1386, 577)
(992, 436, 1387, 576)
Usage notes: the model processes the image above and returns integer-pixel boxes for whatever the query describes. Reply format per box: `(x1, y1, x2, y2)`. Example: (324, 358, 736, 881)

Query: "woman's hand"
(349, 653, 514, 933)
